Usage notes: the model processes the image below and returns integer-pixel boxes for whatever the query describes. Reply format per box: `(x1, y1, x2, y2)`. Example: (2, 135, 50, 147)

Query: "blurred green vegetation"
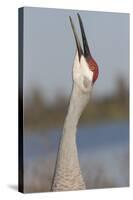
(24, 77, 129, 131)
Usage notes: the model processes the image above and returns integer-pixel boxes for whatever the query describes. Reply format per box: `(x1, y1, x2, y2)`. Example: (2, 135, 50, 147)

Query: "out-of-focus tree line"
(24, 77, 129, 131)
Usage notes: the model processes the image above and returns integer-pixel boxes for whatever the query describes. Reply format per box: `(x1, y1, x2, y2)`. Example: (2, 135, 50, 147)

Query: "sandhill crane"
(51, 13, 99, 192)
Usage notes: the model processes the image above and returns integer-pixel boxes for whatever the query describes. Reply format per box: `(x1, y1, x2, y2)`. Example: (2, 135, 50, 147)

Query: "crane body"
(51, 14, 99, 192)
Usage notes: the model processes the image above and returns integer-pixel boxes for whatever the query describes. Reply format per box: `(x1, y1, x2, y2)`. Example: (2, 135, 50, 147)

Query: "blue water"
(23, 120, 129, 190)
(24, 120, 129, 161)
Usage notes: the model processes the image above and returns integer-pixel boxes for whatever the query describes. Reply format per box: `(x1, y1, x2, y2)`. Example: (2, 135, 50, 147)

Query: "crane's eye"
(87, 58, 98, 72)
(90, 66, 95, 71)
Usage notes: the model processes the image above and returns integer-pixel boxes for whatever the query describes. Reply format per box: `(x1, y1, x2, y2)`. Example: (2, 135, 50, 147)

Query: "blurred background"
(23, 7, 129, 192)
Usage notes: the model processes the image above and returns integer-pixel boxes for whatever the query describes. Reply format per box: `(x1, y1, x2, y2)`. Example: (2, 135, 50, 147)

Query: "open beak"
(69, 16, 83, 59)
(69, 13, 91, 60)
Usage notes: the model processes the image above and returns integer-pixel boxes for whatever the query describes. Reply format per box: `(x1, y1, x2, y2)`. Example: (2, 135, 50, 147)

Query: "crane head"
(69, 13, 99, 93)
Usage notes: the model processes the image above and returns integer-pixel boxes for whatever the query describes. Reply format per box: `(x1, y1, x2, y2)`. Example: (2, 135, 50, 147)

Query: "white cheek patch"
(73, 53, 93, 93)
(83, 76, 90, 88)
(80, 56, 93, 82)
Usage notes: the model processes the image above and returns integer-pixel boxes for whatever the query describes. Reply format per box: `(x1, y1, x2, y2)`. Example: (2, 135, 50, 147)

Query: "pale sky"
(23, 7, 129, 103)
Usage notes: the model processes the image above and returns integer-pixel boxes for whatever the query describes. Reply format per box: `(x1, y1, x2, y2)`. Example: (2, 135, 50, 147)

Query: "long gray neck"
(51, 83, 91, 191)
